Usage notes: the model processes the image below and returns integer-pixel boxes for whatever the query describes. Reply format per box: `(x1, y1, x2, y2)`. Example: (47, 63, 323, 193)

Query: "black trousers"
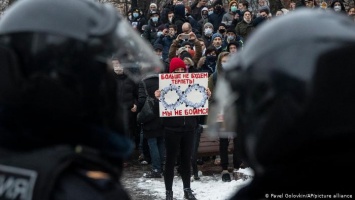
(191, 124, 203, 175)
(164, 129, 194, 191)
(219, 137, 242, 170)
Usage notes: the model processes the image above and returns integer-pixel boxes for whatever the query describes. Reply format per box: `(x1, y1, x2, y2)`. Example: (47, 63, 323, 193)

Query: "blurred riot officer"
(0, 0, 162, 199)
(214, 9, 355, 199)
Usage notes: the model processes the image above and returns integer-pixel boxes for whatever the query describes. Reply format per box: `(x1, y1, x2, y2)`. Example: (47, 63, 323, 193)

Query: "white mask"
(334, 5, 341, 12)
(204, 28, 213, 35)
(152, 17, 159, 22)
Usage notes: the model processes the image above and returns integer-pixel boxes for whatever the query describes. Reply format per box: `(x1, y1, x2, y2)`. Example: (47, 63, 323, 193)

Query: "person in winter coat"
(155, 24, 178, 63)
(201, 22, 214, 48)
(112, 57, 138, 141)
(143, 11, 164, 45)
(173, 4, 188, 34)
(154, 57, 211, 200)
(191, 0, 208, 21)
(128, 8, 147, 34)
(137, 74, 165, 178)
(197, 46, 218, 76)
(235, 10, 255, 42)
(208, 1, 226, 32)
(168, 29, 203, 65)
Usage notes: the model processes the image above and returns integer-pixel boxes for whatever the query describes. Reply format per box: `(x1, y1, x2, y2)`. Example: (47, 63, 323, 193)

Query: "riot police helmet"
(0, 0, 162, 155)
(220, 9, 355, 187)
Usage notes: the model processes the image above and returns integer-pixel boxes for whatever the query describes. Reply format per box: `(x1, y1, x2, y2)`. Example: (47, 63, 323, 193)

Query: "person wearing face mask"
(222, 28, 243, 52)
(330, 0, 346, 13)
(129, 8, 147, 35)
(208, 1, 226, 32)
(217, 23, 228, 39)
(154, 57, 211, 200)
(197, 46, 218, 76)
(146, 3, 159, 19)
(222, 0, 240, 29)
(211, 33, 224, 54)
(191, 0, 208, 21)
(208, 6, 214, 16)
(143, 11, 163, 45)
(201, 22, 214, 48)
(112, 57, 139, 152)
(198, 7, 210, 33)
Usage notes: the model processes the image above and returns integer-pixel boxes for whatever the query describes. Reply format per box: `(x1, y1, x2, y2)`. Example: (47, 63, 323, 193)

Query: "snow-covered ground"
(123, 168, 254, 200)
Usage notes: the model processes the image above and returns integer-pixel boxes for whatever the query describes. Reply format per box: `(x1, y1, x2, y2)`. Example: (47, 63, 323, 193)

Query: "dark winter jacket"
(235, 20, 255, 42)
(198, 55, 217, 76)
(208, 11, 226, 31)
(128, 13, 147, 34)
(191, 4, 206, 22)
(115, 73, 138, 111)
(154, 34, 176, 62)
(201, 34, 213, 49)
(137, 75, 164, 138)
(173, 4, 188, 34)
(143, 20, 163, 45)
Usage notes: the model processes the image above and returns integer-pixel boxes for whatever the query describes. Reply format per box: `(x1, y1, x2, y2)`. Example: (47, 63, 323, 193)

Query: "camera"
(181, 34, 190, 40)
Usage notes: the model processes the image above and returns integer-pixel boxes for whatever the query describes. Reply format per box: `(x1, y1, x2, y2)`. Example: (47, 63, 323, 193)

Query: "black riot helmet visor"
(211, 9, 355, 173)
(0, 0, 163, 83)
(0, 0, 162, 153)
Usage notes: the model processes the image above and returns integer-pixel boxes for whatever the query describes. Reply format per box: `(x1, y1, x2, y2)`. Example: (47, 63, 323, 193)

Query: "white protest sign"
(159, 72, 209, 117)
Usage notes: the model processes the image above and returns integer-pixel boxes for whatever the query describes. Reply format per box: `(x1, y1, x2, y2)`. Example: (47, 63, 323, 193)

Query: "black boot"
(143, 169, 162, 178)
(184, 188, 197, 200)
(166, 190, 173, 200)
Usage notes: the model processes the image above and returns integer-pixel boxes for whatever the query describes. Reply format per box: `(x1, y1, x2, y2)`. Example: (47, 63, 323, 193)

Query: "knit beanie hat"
(150, 3, 157, 8)
(229, 0, 238, 7)
(201, 7, 209, 13)
(212, 33, 222, 41)
(204, 22, 214, 29)
(169, 57, 186, 73)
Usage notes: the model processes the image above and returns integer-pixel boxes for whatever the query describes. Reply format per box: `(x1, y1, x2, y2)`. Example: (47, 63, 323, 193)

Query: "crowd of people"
(121, 0, 355, 198)
(118, 0, 355, 199)
(1, 0, 355, 200)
